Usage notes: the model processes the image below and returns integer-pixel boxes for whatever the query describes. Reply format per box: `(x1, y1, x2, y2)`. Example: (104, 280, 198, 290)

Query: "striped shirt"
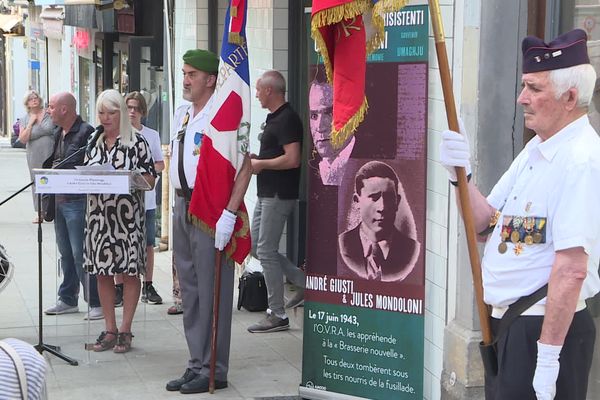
(0, 338, 47, 400)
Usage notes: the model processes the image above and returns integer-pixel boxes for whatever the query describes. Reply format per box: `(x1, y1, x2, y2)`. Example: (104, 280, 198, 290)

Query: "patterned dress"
(83, 133, 156, 276)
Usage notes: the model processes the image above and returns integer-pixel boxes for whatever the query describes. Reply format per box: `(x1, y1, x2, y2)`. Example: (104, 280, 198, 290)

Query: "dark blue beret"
(522, 29, 590, 73)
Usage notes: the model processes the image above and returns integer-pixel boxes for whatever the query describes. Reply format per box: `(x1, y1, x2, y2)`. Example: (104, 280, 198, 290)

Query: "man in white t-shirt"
(123, 91, 165, 305)
(440, 29, 600, 400)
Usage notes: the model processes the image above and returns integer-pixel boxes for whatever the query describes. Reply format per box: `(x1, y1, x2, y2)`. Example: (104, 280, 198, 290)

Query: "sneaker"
(285, 288, 305, 309)
(247, 314, 289, 333)
(84, 307, 104, 321)
(44, 300, 78, 315)
(167, 303, 183, 315)
(142, 283, 163, 304)
(114, 284, 123, 307)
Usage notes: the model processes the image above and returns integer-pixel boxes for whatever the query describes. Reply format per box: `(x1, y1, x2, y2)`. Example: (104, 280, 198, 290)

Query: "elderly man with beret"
(165, 49, 252, 394)
(440, 29, 600, 399)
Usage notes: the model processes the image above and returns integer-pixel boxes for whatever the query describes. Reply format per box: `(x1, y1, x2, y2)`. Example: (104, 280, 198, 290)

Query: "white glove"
(533, 341, 562, 400)
(439, 120, 472, 182)
(214, 209, 237, 251)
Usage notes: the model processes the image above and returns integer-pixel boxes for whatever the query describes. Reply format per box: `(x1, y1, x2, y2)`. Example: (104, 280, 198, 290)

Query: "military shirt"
(483, 115, 600, 307)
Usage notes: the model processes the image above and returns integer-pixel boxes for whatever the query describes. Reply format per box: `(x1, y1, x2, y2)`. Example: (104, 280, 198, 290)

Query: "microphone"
(86, 125, 104, 156)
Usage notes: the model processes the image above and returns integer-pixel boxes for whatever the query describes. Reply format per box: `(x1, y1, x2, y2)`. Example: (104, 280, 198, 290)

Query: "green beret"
(182, 49, 219, 74)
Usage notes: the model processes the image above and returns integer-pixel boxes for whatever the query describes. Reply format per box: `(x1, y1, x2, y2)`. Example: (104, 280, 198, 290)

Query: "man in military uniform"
(165, 49, 252, 394)
(440, 29, 600, 399)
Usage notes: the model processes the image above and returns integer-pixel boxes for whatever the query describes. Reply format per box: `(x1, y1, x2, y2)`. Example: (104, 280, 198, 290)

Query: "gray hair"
(95, 89, 134, 147)
(549, 64, 597, 108)
(260, 70, 286, 95)
(23, 90, 43, 110)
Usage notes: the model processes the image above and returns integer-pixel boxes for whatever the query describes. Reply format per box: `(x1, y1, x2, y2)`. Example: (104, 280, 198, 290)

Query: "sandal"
(167, 303, 183, 315)
(113, 332, 134, 353)
(93, 331, 118, 352)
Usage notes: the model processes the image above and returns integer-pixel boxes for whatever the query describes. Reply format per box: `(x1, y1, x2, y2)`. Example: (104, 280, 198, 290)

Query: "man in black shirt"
(247, 70, 305, 333)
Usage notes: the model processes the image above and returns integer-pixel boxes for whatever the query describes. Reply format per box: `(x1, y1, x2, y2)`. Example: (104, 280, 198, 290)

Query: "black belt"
(175, 188, 193, 198)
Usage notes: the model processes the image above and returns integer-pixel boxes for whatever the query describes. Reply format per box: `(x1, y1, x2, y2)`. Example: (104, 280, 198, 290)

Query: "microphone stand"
(0, 142, 93, 366)
(0, 142, 91, 207)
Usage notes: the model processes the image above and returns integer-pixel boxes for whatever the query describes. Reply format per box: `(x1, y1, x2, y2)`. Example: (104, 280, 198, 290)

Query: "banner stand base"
(299, 386, 369, 400)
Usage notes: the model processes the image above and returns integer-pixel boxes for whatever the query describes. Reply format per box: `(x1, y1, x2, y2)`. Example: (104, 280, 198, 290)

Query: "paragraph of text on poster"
(302, 302, 423, 399)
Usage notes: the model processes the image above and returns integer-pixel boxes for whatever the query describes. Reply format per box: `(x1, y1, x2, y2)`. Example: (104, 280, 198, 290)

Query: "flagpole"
(429, 1, 492, 345)
(209, 250, 223, 394)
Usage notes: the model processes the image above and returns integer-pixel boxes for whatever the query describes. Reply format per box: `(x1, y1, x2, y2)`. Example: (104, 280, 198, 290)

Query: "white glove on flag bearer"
(439, 119, 472, 182)
(215, 209, 237, 251)
(533, 341, 562, 400)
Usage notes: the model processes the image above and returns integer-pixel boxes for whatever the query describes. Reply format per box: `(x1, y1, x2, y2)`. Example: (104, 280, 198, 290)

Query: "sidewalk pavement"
(0, 137, 304, 399)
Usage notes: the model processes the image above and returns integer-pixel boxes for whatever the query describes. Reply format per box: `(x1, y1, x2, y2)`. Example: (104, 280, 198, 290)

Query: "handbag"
(237, 271, 268, 312)
(41, 194, 55, 222)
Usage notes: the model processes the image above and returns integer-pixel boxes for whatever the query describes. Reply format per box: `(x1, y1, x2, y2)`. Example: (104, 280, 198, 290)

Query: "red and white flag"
(189, 0, 251, 264)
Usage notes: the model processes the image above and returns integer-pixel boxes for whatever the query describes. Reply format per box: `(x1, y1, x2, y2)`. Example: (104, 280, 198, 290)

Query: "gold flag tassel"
(330, 96, 368, 149)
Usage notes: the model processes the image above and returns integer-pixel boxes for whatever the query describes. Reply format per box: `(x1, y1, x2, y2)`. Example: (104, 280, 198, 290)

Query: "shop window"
(559, 1, 600, 131)
(79, 57, 91, 122)
(558, 4, 600, 399)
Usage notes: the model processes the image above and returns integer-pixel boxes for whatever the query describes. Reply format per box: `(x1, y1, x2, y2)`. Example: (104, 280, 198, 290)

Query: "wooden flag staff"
(429, 1, 493, 346)
(209, 250, 223, 393)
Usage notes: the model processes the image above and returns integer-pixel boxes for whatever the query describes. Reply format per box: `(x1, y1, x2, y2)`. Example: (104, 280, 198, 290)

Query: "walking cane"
(429, 1, 493, 346)
(209, 250, 223, 394)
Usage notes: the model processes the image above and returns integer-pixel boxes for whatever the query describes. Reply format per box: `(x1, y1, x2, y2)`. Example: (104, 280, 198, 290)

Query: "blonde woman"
(19, 90, 55, 223)
(83, 89, 156, 353)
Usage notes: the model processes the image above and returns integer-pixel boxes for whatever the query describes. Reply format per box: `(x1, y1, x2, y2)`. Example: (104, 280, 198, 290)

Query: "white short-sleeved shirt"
(483, 115, 600, 307)
(140, 125, 163, 210)
(169, 99, 213, 190)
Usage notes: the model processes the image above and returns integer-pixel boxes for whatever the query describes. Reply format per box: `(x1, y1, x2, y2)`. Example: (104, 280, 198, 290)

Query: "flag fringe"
(311, 0, 368, 83)
(373, 0, 407, 14)
(188, 210, 251, 263)
(330, 96, 368, 149)
(310, 29, 333, 83)
(228, 31, 245, 46)
(368, 0, 408, 54)
(311, 0, 368, 28)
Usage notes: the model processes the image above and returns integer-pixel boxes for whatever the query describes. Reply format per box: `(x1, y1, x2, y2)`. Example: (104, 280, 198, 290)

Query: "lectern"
(32, 168, 151, 365)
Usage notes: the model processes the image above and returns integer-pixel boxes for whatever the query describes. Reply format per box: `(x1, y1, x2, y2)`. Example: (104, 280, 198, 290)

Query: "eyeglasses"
(127, 105, 141, 112)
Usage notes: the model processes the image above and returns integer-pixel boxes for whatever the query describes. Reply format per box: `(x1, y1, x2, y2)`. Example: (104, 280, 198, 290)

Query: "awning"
(34, 1, 100, 5)
(0, 14, 22, 33)
(34, 1, 120, 5)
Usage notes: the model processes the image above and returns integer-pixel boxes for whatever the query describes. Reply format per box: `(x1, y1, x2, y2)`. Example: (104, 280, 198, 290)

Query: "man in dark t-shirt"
(247, 70, 305, 333)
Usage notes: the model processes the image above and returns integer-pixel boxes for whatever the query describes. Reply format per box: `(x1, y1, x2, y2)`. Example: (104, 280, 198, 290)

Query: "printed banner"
(300, 4, 429, 400)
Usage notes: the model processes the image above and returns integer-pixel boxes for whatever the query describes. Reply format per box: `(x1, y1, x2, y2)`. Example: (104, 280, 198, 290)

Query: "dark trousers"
(172, 196, 234, 380)
(485, 309, 596, 400)
(55, 197, 100, 307)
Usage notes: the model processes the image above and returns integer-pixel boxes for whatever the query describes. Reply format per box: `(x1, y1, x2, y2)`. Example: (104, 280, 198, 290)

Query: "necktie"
(367, 242, 384, 280)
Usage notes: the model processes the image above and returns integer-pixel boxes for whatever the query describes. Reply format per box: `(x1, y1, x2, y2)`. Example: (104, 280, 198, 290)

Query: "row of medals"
(498, 216, 544, 255)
